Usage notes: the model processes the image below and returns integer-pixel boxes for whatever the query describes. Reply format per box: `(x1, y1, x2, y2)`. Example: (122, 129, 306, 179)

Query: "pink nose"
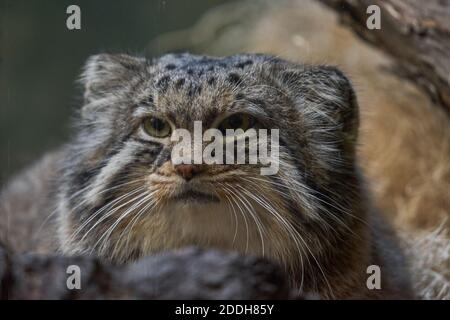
(174, 164, 203, 180)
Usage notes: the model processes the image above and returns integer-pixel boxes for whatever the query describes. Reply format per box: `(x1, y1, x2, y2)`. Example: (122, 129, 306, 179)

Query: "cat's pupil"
(152, 118, 166, 131)
(228, 115, 242, 128)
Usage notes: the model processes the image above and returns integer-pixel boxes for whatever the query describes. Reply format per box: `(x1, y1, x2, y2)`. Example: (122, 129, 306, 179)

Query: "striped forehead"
(134, 56, 259, 127)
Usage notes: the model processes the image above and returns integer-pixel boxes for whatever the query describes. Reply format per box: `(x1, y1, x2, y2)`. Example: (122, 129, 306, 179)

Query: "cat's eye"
(142, 116, 172, 138)
(218, 113, 255, 134)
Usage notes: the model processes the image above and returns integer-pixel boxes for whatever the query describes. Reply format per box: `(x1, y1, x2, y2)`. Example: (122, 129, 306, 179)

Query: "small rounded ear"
(277, 64, 359, 156)
(80, 53, 145, 103)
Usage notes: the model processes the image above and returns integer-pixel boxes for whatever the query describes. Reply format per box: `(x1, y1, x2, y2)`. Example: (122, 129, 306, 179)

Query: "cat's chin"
(168, 198, 228, 215)
(106, 195, 293, 267)
(159, 198, 268, 253)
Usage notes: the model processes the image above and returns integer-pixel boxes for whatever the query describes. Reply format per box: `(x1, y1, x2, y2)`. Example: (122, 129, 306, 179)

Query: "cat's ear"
(277, 64, 359, 156)
(80, 53, 145, 103)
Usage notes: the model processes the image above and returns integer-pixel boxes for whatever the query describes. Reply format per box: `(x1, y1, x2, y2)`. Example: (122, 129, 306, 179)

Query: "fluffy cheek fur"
(129, 182, 297, 266)
(61, 151, 308, 277)
(135, 177, 301, 268)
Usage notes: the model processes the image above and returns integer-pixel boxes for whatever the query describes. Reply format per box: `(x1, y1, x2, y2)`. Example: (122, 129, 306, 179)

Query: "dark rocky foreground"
(0, 245, 295, 299)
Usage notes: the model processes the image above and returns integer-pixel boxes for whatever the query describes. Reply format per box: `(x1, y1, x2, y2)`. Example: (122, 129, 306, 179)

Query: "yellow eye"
(218, 113, 255, 134)
(142, 117, 171, 138)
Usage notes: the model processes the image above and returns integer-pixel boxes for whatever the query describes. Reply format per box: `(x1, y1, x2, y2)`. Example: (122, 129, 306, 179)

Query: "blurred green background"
(0, 0, 228, 184)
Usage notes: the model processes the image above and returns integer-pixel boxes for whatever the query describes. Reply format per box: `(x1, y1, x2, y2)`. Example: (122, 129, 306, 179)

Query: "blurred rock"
(0, 246, 291, 300)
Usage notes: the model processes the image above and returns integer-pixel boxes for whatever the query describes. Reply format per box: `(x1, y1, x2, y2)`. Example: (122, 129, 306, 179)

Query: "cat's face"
(59, 53, 359, 273)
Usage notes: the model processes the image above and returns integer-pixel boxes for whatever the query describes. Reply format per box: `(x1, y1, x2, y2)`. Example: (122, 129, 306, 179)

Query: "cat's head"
(59, 53, 361, 272)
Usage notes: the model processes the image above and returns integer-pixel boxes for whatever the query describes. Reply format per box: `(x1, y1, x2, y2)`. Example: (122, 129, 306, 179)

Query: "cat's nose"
(174, 164, 203, 181)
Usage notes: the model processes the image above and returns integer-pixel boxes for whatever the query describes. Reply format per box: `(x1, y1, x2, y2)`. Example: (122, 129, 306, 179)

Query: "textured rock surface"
(0, 245, 291, 300)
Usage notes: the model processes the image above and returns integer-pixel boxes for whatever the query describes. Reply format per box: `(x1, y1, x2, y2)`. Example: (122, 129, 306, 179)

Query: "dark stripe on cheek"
(68, 131, 135, 205)
(79, 143, 163, 217)
(154, 147, 172, 167)
(69, 148, 120, 205)
(131, 138, 163, 147)
(77, 158, 140, 221)
(67, 124, 160, 211)
(76, 192, 117, 227)
(130, 138, 164, 165)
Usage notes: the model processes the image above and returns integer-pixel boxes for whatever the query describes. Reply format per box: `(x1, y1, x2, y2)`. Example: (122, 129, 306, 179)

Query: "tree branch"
(318, 0, 450, 113)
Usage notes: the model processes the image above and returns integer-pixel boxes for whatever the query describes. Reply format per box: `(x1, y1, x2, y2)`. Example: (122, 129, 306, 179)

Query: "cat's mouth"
(170, 183, 220, 204)
(172, 189, 220, 203)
